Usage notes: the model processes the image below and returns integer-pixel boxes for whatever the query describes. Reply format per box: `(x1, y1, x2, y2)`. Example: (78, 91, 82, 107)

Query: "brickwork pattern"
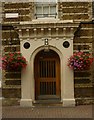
(58, 2, 92, 22)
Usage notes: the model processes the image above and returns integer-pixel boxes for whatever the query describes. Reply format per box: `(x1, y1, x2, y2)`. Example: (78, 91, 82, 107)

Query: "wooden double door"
(34, 50, 60, 100)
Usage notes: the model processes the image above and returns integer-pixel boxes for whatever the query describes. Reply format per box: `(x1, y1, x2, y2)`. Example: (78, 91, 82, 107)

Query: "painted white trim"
(5, 13, 19, 18)
(20, 36, 75, 107)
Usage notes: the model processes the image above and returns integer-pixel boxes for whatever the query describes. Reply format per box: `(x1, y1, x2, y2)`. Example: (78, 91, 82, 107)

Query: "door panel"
(39, 60, 56, 78)
(34, 50, 60, 100)
(39, 59, 56, 96)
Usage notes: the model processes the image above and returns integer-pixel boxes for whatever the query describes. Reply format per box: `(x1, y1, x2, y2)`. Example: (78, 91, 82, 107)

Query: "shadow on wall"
(0, 81, 1, 88)
(0, 58, 1, 88)
(0, 68, 1, 88)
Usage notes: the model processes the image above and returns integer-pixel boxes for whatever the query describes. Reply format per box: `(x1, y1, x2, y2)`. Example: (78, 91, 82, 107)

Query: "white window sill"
(33, 17, 58, 20)
(32, 18, 60, 23)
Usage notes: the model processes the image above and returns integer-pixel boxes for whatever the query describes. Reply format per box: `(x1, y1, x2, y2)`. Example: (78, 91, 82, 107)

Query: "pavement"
(1, 91, 93, 119)
(2, 105, 93, 118)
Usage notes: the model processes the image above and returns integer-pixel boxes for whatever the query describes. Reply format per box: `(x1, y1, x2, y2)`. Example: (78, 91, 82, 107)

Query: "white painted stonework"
(16, 21, 79, 107)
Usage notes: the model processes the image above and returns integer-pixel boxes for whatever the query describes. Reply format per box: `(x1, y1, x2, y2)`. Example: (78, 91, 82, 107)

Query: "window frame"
(34, 1, 58, 19)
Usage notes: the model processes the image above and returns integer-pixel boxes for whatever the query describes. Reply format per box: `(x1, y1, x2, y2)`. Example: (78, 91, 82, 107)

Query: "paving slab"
(2, 105, 93, 118)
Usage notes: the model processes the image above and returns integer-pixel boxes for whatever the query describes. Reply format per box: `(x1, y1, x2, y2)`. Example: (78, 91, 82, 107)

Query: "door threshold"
(33, 100, 62, 106)
(38, 95, 60, 100)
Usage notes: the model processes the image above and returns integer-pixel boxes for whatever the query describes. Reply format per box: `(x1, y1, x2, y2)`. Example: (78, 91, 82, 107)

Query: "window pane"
(36, 6, 42, 18)
(43, 6, 49, 17)
(46, 0, 56, 3)
(35, 0, 43, 2)
(35, 2, 56, 18)
(49, 0, 56, 3)
(36, 6, 42, 14)
(50, 6, 56, 14)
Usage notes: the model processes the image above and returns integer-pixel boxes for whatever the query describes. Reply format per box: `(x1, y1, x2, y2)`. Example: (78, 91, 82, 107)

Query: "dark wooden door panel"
(39, 60, 56, 78)
(34, 50, 60, 100)
(40, 81, 56, 95)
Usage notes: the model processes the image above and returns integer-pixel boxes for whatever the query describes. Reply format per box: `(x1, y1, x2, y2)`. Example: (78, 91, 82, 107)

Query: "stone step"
(33, 100, 62, 106)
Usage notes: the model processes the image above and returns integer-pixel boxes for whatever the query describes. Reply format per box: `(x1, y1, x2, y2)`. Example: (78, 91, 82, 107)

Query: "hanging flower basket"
(68, 52, 93, 71)
(2, 52, 27, 71)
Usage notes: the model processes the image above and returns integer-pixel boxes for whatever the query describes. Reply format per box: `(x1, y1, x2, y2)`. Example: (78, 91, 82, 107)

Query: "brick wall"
(2, 2, 34, 24)
(58, 2, 92, 22)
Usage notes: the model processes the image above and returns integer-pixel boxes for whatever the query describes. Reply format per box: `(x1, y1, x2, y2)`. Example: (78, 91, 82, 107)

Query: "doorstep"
(33, 100, 62, 106)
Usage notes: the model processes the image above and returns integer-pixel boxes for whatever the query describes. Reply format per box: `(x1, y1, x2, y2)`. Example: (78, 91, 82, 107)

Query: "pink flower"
(2, 52, 27, 71)
(68, 52, 93, 71)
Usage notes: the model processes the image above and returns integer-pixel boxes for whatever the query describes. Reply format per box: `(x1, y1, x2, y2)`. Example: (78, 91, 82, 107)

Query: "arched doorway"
(34, 49, 60, 100)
